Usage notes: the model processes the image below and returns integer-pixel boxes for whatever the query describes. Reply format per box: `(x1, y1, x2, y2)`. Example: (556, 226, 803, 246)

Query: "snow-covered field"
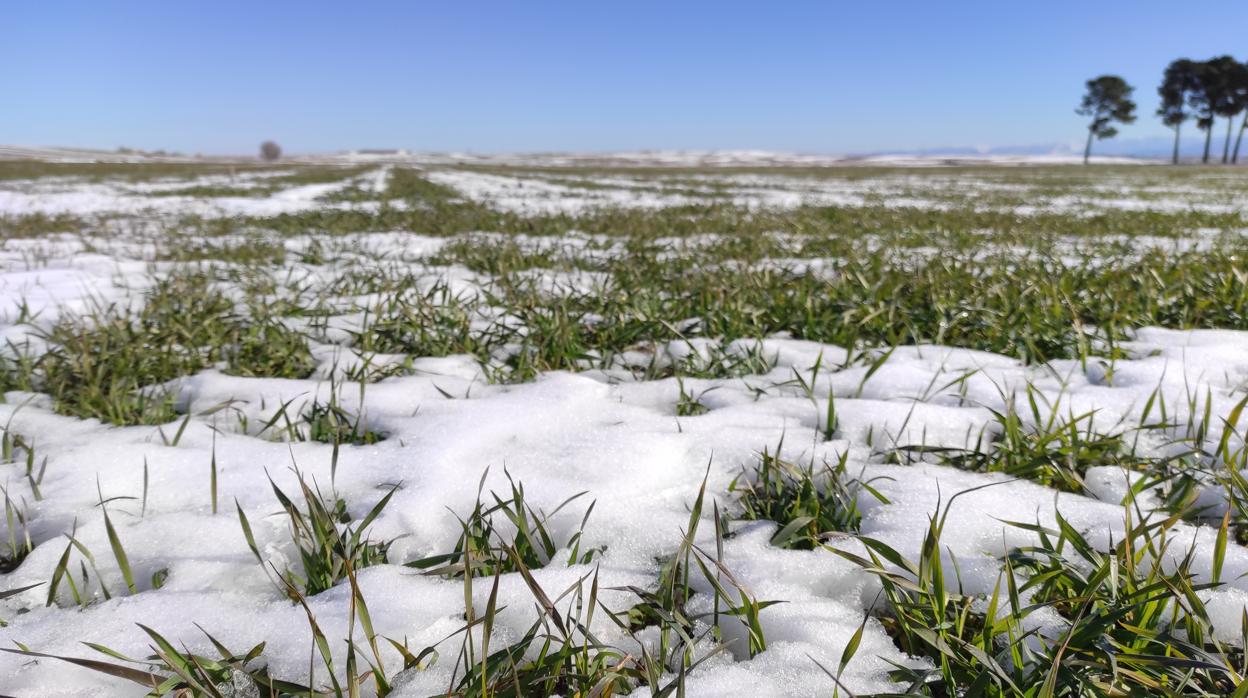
(0, 159, 1247, 696)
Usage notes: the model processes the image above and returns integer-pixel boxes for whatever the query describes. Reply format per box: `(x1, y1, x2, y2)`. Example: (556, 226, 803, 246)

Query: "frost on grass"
(0, 160, 1247, 696)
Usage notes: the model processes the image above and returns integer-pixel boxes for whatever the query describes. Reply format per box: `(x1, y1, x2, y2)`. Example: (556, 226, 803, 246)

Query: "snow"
(1, 327, 1246, 694)
(4, 154, 1244, 220)
(422, 167, 1248, 216)
(0, 170, 384, 219)
(0, 163, 1246, 695)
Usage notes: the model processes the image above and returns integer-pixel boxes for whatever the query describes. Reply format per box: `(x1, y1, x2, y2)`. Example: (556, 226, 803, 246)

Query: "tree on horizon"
(260, 141, 282, 161)
(1157, 59, 1200, 164)
(1077, 76, 1136, 164)
(1200, 56, 1248, 163)
(1185, 57, 1248, 164)
(1226, 58, 1248, 163)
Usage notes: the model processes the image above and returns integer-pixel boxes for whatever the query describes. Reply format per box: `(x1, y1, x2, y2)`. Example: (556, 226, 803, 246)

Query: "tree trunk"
(1083, 127, 1094, 165)
(1234, 112, 1248, 164)
(1172, 124, 1181, 165)
(1224, 117, 1234, 164)
(1203, 126, 1212, 163)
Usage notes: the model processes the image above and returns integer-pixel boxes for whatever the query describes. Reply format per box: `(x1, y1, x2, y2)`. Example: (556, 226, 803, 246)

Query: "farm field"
(0, 157, 1247, 696)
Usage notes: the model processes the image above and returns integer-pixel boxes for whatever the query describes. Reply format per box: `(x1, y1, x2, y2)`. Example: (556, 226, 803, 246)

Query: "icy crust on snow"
(0, 323, 1246, 694)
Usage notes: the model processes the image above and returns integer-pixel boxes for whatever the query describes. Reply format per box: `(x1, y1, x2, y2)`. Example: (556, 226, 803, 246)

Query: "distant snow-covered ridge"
(3, 144, 1159, 168)
(340, 149, 1157, 168)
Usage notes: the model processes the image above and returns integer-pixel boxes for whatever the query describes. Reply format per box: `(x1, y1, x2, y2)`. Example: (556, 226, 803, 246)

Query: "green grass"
(3, 272, 315, 425)
(407, 470, 600, 578)
(237, 471, 395, 597)
(829, 494, 1246, 696)
(4, 624, 325, 696)
(415, 473, 777, 697)
(0, 160, 290, 182)
(190, 166, 1248, 380)
(142, 165, 372, 199)
(320, 231, 1248, 382)
(0, 213, 88, 239)
(732, 446, 887, 549)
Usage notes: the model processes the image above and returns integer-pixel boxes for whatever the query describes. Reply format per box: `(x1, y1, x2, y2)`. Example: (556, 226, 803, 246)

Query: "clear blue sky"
(4, 1, 1246, 155)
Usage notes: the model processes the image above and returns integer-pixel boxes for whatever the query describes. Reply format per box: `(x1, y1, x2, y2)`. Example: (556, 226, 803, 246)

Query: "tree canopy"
(1077, 75, 1136, 163)
(259, 141, 282, 161)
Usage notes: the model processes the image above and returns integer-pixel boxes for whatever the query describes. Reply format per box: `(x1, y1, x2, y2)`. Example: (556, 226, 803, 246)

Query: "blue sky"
(4, 1, 1246, 155)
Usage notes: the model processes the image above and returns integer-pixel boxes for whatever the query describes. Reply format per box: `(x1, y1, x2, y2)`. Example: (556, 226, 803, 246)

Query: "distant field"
(0, 160, 1246, 696)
